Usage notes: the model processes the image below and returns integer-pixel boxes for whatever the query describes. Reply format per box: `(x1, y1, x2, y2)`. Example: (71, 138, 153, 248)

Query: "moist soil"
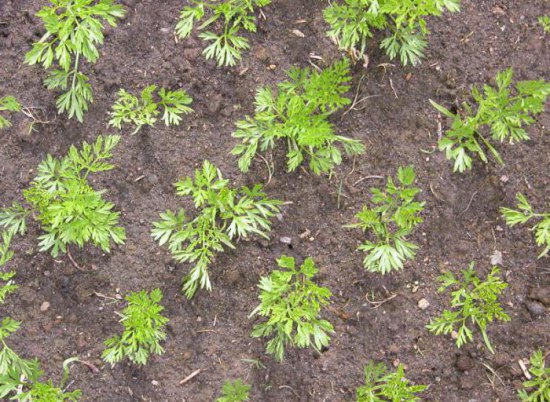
(0, 0, 549, 401)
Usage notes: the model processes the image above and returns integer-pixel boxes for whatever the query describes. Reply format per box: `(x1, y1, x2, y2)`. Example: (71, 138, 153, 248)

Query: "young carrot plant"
(431, 68, 550, 172)
(152, 161, 281, 298)
(324, 0, 461, 66)
(539, 15, 550, 34)
(0, 96, 21, 129)
(0, 271, 18, 304)
(518, 350, 550, 402)
(356, 360, 427, 402)
(176, 0, 271, 67)
(25, 0, 126, 122)
(501, 193, 550, 258)
(250, 256, 333, 362)
(348, 166, 424, 274)
(0, 318, 82, 401)
(216, 379, 251, 402)
(426, 264, 510, 354)
(0, 135, 125, 259)
(102, 289, 169, 366)
(109, 85, 194, 134)
(232, 59, 364, 175)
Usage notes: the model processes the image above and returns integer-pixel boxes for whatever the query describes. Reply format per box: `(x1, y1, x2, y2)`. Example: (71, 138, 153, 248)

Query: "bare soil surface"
(0, 0, 549, 401)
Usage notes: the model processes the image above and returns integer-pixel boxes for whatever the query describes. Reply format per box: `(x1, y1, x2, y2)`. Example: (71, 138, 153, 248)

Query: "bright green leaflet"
(501, 193, 550, 258)
(152, 160, 282, 298)
(0, 96, 21, 129)
(25, 0, 126, 122)
(347, 166, 424, 274)
(356, 361, 427, 401)
(109, 85, 194, 134)
(176, 0, 271, 67)
(426, 264, 510, 354)
(102, 289, 169, 366)
(324, 0, 461, 66)
(431, 68, 550, 172)
(518, 350, 550, 402)
(250, 255, 333, 362)
(232, 59, 364, 175)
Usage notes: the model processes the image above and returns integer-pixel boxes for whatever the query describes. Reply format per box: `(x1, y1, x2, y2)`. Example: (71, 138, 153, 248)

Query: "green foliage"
(501, 193, 550, 258)
(216, 379, 251, 402)
(324, 0, 460, 66)
(250, 256, 333, 362)
(348, 166, 424, 274)
(518, 350, 550, 402)
(0, 96, 21, 129)
(0, 271, 18, 304)
(431, 68, 550, 172)
(426, 264, 510, 354)
(25, 0, 125, 122)
(356, 360, 427, 401)
(539, 15, 550, 34)
(176, 0, 271, 67)
(102, 289, 169, 366)
(0, 318, 82, 401)
(109, 85, 194, 134)
(232, 59, 364, 174)
(152, 160, 281, 298)
(0, 135, 125, 260)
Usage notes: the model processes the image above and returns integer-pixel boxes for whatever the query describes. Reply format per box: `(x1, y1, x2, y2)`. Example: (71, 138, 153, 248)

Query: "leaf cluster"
(176, 0, 271, 66)
(152, 160, 282, 298)
(431, 68, 550, 172)
(426, 264, 510, 354)
(102, 289, 169, 366)
(25, 0, 126, 121)
(324, 0, 460, 66)
(0, 96, 21, 129)
(356, 360, 427, 401)
(250, 256, 333, 362)
(232, 59, 364, 175)
(0, 135, 125, 260)
(348, 166, 424, 274)
(0, 318, 81, 401)
(109, 85, 194, 134)
(216, 379, 251, 402)
(539, 15, 550, 34)
(0, 271, 18, 305)
(501, 193, 550, 258)
(518, 350, 550, 402)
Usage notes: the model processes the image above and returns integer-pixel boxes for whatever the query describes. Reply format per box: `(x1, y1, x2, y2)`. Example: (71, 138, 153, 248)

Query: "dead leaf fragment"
(291, 29, 305, 38)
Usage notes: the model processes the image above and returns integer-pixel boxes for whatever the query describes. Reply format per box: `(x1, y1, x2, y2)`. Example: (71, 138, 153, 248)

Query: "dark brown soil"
(0, 0, 549, 401)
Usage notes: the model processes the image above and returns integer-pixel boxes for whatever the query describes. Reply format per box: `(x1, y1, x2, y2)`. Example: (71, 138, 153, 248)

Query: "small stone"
(417, 298, 430, 310)
(196, 316, 202, 322)
(500, 175, 509, 183)
(40, 301, 50, 312)
(490, 250, 503, 266)
(253, 46, 268, 61)
(526, 301, 546, 317)
(279, 236, 292, 245)
(151, 380, 159, 386)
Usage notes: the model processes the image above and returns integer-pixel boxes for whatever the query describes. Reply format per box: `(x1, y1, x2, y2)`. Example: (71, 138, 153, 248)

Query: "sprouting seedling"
(356, 360, 427, 401)
(347, 166, 424, 274)
(0, 135, 125, 261)
(518, 350, 550, 401)
(324, 0, 461, 66)
(426, 264, 510, 354)
(25, 0, 126, 122)
(431, 68, 550, 172)
(109, 85, 194, 134)
(0, 96, 21, 129)
(152, 160, 282, 298)
(0, 318, 82, 400)
(216, 379, 251, 402)
(539, 15, 550, 34)
(501, 193, 550, 258)
(176, 0, 271, 67)
(250, 255, 333, 362)
(232, 59, 364, 175)
(102, 289, 169, 366)
(0, 271, 18, 305)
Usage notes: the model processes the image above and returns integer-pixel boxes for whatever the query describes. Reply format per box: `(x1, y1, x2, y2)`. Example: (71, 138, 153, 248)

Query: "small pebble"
(40, 301, 50, 312)
(418, 298, 430, 310)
